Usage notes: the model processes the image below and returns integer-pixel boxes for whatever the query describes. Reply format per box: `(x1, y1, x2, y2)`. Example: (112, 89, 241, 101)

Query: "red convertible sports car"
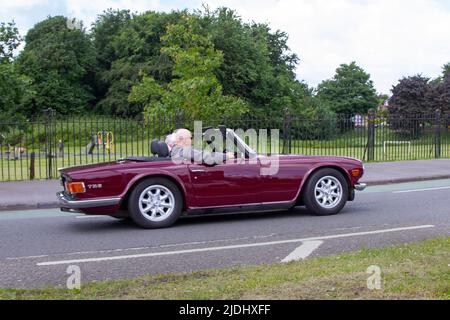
(57, 126, 366, 228)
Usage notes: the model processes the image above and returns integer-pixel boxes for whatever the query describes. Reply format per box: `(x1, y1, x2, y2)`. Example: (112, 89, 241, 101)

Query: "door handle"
(191, 169, 206, 173)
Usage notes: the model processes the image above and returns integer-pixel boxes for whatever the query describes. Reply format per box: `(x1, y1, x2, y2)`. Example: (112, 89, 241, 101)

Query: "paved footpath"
(0, 159, 449, 211)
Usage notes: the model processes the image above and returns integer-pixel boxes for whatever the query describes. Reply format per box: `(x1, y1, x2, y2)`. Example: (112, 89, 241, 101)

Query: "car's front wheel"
(302, 168, 348, 216)
(128, 177, 183, 228)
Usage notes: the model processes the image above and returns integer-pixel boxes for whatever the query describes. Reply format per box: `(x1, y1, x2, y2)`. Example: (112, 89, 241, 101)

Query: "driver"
(170, 128, 234, 165)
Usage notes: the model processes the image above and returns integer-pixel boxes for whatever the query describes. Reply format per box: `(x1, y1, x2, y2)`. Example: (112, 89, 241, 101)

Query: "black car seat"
(150, 139, 170, 157)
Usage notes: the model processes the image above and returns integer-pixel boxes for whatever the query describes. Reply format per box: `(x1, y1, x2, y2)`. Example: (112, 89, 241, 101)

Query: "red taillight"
(66, 182, 86, 193)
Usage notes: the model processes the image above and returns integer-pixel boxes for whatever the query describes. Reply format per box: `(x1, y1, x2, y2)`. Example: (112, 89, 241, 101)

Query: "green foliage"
(93, 10, 184, 117)
(200, 7, 308, 118)
(131, 15, 248, 131)
(16, 16, 96, 116)
(316, 62, 378, 115)
(294, 97, 338, 140)
(0, 63, 33, 121)
(0, 21, 21, 63)
(442, 62, 450, 79)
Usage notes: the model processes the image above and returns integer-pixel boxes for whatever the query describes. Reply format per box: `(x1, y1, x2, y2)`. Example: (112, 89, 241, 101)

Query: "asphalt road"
(0, 179, 449, 289)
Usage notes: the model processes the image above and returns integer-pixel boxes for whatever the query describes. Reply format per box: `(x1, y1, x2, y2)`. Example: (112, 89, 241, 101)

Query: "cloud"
(65, 0, 163, 27)
(2, 0, 449, 93)
(201, 0, 450, 93)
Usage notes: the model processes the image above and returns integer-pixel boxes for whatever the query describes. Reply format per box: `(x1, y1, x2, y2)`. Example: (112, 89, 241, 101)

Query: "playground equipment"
(85, 131, 115, 155)
(97, 130, 114, 153)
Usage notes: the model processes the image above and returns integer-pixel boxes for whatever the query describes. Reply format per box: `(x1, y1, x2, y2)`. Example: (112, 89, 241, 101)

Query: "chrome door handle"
(191, 169, 206, 173)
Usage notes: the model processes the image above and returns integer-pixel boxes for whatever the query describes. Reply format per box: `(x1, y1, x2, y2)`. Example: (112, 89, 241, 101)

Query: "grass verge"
(1, 237, 449, 300)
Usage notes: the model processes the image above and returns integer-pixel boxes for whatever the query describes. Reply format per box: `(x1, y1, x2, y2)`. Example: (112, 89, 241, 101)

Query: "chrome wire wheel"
(314, 176, 343, 209)
(138, 185, 175, 222)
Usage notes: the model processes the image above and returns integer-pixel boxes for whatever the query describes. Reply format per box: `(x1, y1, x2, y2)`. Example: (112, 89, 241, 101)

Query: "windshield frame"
(226, 129, 258, 159)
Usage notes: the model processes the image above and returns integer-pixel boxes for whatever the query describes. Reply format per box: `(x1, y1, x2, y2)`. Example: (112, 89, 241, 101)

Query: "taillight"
(66, 182, 86, 193)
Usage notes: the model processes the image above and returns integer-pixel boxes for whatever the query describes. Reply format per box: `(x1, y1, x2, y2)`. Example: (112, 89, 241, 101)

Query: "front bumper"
(57, 192, 121, 209)
(354, 183, 367, 191)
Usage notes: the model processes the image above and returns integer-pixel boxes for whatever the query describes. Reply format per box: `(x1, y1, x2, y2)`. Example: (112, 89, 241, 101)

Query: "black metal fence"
(0, 108, 449, 181)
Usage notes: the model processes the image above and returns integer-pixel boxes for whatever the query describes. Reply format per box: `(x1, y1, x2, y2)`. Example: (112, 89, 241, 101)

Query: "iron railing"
(0, 108, 448, 181)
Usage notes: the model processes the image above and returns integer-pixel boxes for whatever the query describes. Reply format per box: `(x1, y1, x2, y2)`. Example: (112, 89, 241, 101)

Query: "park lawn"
(1, 237, 448, 300)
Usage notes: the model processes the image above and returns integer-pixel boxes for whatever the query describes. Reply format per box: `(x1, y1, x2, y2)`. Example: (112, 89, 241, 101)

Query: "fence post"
(434, 109, 442, 158)
(282, 108, 292, 154)
(366, 108, 376, 161)
(44, 108, 55, 179)
(29, 151, 35, 180)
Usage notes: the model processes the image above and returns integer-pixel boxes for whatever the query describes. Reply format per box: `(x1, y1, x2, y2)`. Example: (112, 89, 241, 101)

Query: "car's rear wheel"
(128, 177, 183, 228)
(302, 168, 348, 216)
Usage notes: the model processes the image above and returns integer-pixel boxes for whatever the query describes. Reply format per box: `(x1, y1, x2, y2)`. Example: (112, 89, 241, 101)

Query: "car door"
(188, 159, 263, 208)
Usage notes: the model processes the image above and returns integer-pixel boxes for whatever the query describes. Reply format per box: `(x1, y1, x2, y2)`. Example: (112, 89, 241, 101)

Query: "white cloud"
(65, 0, 164, 27)
(201, 0, 450, 93)
(1, 0, 46, 10)
(2, 0, 450, 93)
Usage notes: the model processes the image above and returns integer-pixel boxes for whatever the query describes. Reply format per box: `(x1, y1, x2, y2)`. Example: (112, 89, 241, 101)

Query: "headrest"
(150, 139, 169, 157)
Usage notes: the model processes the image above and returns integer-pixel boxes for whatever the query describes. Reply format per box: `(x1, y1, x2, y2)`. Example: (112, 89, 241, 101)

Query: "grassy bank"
(1, 237, 448, 300)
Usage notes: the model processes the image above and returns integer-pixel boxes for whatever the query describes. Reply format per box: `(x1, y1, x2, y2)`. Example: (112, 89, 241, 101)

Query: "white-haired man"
(171, 128, 234, 165)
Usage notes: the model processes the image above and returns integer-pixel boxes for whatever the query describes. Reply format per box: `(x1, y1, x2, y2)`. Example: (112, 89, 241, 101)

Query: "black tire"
(128, 177, 183, 229)
(302, 168, 348, 216)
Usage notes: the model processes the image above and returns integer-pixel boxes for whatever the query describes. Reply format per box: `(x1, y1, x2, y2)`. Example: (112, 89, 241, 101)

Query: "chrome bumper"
(354, 183, 367, 191)
(57, 192, 121, 209)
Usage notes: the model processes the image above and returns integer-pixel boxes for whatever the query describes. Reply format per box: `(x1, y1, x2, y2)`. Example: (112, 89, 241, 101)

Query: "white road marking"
(7, 234, 278, 261)
(36, 225, 434, 266)
(281, 240, 323, 263)
(6, 254, 49, 261)
(393, 186, 450, 194)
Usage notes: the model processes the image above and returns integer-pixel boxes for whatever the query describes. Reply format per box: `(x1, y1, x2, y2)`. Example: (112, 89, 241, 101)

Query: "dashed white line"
(36, 224, 434, 266)
(281, 240, 323, 263)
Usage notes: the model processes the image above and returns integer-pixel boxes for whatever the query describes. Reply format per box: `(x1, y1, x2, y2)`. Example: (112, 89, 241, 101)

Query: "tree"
(0, 63, 33, 122)
(0, 21, 21, 64)
(90, 9, 131, 103)
(16, 16, 96, 115)
(93, 10, 184, 116)
(389, 75, 431, 115)
(436, 74, 450, 114)
(442, 62, 450, 79)
(388, 75, 433, 137)
(0, 20, 33, 122)
(316, 62, 378, 116)
(130, 15, 248, 128)
(200, 7, 308, 118)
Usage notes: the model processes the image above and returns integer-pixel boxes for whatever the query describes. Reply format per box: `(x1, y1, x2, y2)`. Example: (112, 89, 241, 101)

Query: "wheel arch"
(120, 174, 187, 211)
(295, 165, 352, 206)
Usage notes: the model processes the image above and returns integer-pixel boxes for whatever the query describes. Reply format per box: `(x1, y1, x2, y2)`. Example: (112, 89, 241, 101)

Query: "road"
(0, 179, 449, 288)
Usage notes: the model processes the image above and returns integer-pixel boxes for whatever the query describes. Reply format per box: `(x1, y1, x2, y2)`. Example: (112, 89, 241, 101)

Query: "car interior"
(118, 126, 256, 163)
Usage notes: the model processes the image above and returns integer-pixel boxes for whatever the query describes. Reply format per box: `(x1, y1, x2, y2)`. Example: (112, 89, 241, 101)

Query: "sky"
(1, 0, 450, 94)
